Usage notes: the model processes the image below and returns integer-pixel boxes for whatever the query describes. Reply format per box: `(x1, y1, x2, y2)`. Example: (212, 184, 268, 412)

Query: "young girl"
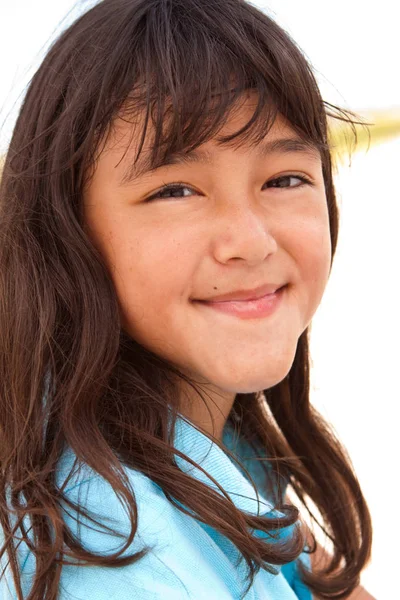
(0, 0, 374, 598)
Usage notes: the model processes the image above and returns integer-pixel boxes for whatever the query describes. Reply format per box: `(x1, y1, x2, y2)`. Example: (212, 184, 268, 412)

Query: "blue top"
(1, 415, 312, 599)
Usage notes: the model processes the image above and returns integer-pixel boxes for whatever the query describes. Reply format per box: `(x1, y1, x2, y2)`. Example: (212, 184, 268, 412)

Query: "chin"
(219, 363, 294, 395)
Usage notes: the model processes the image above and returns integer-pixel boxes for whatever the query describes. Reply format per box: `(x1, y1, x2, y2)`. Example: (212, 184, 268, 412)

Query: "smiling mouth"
(192, 285, 287, 319)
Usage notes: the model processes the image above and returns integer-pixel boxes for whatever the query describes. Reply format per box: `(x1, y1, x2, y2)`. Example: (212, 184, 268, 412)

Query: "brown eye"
(264, 175, 312, 189)
(146, 184, 196, 202)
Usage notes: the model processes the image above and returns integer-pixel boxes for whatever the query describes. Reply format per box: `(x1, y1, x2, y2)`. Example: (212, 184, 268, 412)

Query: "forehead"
(110, 95, 289, 150)
(97, 96, 321, 185)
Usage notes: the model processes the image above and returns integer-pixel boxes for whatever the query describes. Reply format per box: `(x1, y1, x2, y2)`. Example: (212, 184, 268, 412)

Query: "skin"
(83, 93, 332, 443)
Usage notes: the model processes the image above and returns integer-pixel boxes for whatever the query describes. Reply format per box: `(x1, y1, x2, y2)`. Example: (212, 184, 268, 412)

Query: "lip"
(195, 283, 285, 303)
(194, 286, 286, 320)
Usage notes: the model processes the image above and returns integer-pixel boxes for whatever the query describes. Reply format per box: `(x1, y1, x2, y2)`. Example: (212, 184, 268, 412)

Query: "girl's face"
(83, 95, 331, 410)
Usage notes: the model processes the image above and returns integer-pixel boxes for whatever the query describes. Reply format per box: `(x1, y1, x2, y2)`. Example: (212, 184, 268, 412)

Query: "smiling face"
(83, 94, 332, 433)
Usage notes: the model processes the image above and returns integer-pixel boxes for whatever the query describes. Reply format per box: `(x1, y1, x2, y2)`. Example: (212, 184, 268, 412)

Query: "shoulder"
(49, 449, 234, 599)
(0, 451, 199, 600)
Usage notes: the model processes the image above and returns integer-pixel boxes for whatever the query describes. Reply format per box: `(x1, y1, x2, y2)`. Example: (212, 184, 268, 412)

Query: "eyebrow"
(120, 137, 321, 186)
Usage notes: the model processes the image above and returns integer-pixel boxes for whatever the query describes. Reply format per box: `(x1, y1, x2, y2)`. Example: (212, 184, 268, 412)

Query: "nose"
(212, 198, 278, 266)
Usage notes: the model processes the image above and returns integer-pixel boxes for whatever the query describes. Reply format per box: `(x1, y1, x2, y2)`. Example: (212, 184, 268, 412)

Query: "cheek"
(283, 205, 332, 316)
(110, 226, 194, 336)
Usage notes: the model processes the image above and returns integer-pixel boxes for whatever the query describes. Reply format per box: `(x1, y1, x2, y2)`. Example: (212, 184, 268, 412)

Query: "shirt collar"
(173, 414, 274, 516)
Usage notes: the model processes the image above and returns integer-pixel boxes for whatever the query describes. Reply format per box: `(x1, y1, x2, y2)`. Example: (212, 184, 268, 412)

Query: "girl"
(0, 0, 374, 598)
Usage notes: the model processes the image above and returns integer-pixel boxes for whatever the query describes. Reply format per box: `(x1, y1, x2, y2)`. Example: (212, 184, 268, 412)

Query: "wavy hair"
(0, 0, 372, 598)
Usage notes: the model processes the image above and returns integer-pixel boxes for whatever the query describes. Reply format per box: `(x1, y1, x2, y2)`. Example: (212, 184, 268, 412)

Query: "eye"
(264, 174, 312, 189)
(146, 183, 197, 202)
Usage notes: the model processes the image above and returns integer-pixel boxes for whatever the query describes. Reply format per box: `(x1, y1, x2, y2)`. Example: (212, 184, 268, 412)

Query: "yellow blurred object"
(329, 106, 400, 163)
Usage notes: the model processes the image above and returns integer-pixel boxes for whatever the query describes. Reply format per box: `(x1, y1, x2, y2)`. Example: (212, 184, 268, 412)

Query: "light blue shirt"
(1, 415, 312, 599)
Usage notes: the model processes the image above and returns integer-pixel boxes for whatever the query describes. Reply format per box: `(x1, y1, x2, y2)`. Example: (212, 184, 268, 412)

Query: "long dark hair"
(0, 1, 372, 598)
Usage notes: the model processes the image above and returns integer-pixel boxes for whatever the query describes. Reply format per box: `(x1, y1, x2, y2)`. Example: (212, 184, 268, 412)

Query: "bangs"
(90, 0, 329, 181)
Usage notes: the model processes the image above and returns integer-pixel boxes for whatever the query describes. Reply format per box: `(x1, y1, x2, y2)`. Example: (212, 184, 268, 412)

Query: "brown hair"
(0, 0, 372, 598)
